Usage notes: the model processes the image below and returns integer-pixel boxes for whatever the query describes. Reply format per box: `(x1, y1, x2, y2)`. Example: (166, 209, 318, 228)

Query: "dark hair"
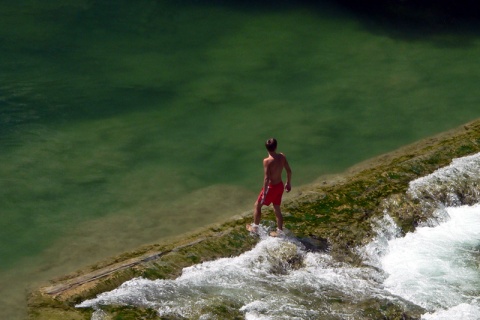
(265, 138, 277, 152)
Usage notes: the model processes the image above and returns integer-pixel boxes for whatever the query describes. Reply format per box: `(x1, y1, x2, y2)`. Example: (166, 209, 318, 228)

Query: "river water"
(1, 1, 480, 319)
(78, 153, 480, 319)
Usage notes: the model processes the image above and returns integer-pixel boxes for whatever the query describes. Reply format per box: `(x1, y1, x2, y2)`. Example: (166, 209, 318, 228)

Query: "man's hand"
(285, 182, 291, 192)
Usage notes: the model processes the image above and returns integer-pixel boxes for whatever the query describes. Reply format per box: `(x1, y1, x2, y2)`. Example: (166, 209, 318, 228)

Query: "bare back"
(264, 152, 289, 185)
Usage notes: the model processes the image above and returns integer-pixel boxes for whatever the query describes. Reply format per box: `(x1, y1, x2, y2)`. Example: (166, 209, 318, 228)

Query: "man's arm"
(283, 155, 292, 192)
(261, 159, 271, 203)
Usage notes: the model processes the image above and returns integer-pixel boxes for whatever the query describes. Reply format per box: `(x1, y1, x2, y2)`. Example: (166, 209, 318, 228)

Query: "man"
(247, 138, 292, 237)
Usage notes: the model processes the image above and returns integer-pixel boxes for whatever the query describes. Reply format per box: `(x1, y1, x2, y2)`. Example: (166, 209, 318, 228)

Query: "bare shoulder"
(280, 153, 291, 169)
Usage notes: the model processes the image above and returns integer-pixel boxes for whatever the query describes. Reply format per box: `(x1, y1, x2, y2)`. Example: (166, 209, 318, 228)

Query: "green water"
(1, 1, 480, 318)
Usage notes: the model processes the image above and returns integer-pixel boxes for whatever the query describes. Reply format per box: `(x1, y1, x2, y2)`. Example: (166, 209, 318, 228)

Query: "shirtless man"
(247, 138, 292, 237)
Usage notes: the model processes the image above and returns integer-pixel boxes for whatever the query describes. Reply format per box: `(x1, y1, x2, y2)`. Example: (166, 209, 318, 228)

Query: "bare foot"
(269, 229, 285, 237)
(246, 224, 259, 234)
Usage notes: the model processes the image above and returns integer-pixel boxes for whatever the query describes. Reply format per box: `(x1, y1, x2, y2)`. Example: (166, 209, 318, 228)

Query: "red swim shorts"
(257, 181, 284, 206)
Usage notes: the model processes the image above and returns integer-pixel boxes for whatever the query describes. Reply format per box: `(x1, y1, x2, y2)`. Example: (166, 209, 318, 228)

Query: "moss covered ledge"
(28, 119, 480, 319)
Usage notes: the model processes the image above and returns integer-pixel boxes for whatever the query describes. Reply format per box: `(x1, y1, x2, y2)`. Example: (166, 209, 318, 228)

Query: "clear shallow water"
(2, 1, 480, 318)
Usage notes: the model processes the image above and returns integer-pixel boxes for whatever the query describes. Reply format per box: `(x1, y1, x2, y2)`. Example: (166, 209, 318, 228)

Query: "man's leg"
(247, 200, 263, 233)
(272, 204, 283, 231)
(254, 200, 263, 225)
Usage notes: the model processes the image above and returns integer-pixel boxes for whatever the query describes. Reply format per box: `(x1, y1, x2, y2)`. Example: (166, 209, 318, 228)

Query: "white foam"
(408, 152, 480, 206)
(422, 303, 480, 320)
(379, 205, 480, 315)
(78, 233, 386, 319)
(78, 208, 480, 319)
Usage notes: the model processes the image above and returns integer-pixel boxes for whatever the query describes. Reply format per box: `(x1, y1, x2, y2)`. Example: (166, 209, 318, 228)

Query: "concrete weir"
(28, 119, 480, 319)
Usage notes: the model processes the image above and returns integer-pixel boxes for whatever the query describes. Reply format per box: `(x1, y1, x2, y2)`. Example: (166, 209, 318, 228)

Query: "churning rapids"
(77, 153, 480, 320)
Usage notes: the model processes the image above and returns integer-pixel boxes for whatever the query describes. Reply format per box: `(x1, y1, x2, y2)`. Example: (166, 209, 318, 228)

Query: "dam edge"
(28, 118, 480, 320)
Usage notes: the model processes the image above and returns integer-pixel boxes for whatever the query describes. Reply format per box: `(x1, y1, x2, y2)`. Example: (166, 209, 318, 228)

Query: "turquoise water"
(1, 1, 480, 318)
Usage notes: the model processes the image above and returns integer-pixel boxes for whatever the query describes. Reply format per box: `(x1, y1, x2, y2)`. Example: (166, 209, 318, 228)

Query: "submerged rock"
(297, 235, 330, 253)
